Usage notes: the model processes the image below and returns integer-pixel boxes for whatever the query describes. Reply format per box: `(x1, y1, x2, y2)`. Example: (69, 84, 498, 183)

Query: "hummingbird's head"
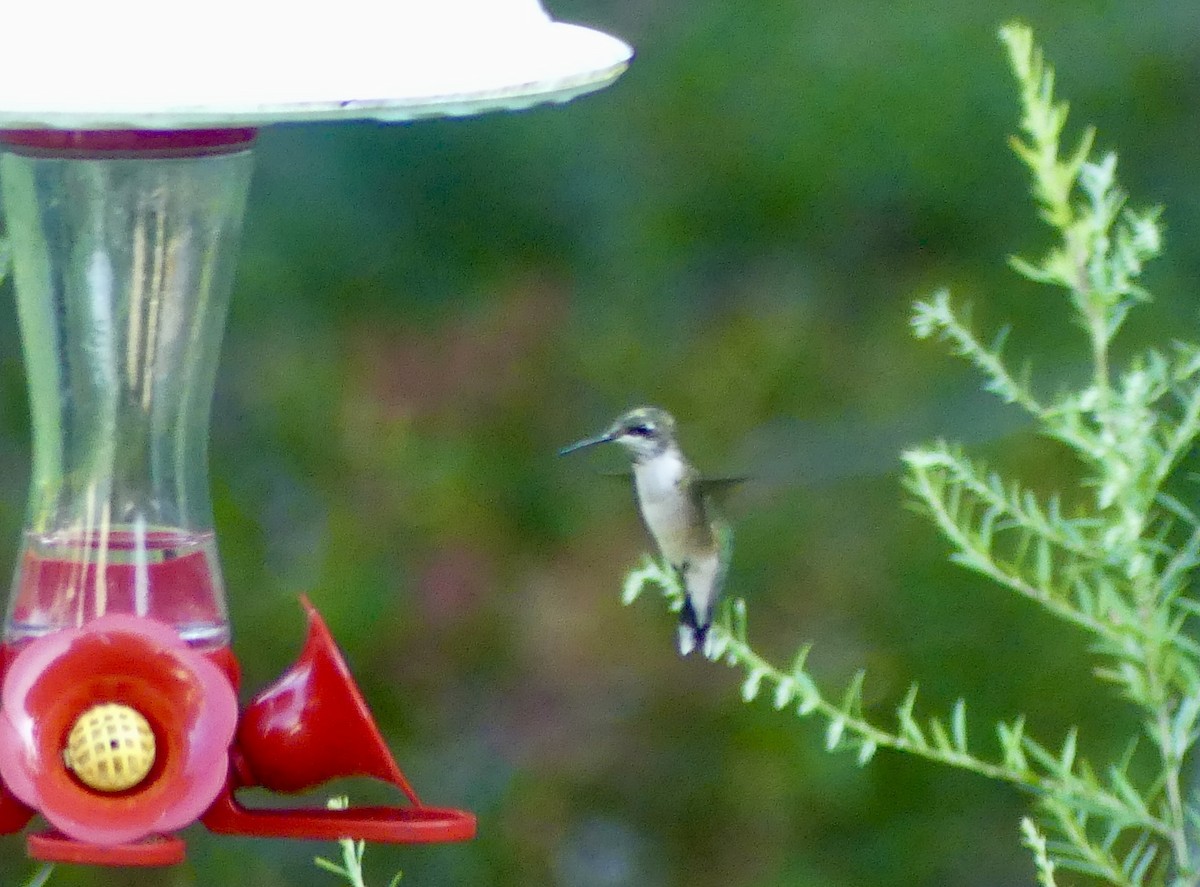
(559, 406, 678, 462)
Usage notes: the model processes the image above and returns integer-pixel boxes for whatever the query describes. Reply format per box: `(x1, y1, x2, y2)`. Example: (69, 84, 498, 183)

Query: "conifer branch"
(619, 21, 1200, 886)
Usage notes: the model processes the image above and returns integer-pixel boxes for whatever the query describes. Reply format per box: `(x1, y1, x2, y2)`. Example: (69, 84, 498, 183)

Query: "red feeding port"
(205, 597, 477, 845)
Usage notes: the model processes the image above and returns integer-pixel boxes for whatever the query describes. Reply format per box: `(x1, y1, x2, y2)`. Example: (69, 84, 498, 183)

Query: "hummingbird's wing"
(600, 472, 746, 500)
(696, 476, 748, 499)
(676, 480, 733, 658)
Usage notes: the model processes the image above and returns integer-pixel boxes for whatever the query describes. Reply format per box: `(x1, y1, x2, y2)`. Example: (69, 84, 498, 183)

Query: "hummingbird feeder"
(0, 0, 631, 868)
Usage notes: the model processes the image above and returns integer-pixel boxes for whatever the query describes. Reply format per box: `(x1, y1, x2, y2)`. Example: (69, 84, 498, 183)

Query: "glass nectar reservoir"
(0, 135, 255, 649)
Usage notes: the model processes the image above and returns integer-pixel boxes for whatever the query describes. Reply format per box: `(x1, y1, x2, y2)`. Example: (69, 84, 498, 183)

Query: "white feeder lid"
(0, 0, 632, 130)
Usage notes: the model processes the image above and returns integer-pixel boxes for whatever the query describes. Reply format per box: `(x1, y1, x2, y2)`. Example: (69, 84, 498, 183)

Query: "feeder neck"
(0, 129, 259, 157)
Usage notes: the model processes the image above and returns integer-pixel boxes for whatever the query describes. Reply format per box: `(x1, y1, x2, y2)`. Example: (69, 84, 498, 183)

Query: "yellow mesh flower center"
(63, 702, 156, 793)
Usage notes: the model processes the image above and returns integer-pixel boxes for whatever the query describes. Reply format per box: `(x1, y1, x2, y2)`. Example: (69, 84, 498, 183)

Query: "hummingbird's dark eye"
(627, 424, 653, 437)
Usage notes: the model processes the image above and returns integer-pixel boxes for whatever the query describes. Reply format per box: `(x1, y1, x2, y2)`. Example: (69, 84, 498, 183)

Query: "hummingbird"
(560, 406, 733, 657)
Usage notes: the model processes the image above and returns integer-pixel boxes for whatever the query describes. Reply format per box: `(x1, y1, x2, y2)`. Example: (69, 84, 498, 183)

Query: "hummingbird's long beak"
(558, 431, 615, 456)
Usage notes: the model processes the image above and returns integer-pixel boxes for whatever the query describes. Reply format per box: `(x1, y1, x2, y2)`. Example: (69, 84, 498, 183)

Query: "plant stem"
(1156, 705, 1191, 880)
(1088, 309, 1112, 420)
(22, 865, 53, 887)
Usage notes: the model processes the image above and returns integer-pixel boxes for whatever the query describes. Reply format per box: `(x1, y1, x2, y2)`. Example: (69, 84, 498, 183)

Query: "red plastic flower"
(0, 615, 237, 845)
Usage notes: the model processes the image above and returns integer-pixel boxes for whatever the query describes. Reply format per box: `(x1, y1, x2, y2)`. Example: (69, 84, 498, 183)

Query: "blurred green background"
(2, 1, 1200, 885)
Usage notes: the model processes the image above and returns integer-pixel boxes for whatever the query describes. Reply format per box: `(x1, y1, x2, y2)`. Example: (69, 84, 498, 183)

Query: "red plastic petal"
(0, 616, 237, 845)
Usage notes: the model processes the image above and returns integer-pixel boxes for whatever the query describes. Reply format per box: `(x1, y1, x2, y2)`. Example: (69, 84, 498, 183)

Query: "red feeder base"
(28, 831, 185, 867)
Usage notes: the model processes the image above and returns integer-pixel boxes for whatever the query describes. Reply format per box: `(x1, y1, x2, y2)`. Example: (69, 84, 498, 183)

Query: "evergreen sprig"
(20, 865, 53, 887)
(314, 797, 403, 887)
(622, 21, 1200, 886)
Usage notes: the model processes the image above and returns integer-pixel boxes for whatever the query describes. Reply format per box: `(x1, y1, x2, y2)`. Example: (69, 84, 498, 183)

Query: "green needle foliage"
(314, 797, 403, 887)
(622, 22, 1200, 887)
(21, 864, 53, 887)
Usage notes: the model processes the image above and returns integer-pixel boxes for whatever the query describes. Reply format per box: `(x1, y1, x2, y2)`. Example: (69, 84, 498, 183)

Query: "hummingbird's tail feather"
(677, 598, 712, 657)
(677, 623, 697, 657)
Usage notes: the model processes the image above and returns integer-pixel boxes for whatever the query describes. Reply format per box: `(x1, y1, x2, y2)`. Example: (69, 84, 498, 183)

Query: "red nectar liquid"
(7, 529, 229, 649)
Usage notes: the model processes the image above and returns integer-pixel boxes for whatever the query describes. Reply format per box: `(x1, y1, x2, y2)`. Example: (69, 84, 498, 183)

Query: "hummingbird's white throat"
(634, 447, 687, 494)
(632, 447, 692, 566)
